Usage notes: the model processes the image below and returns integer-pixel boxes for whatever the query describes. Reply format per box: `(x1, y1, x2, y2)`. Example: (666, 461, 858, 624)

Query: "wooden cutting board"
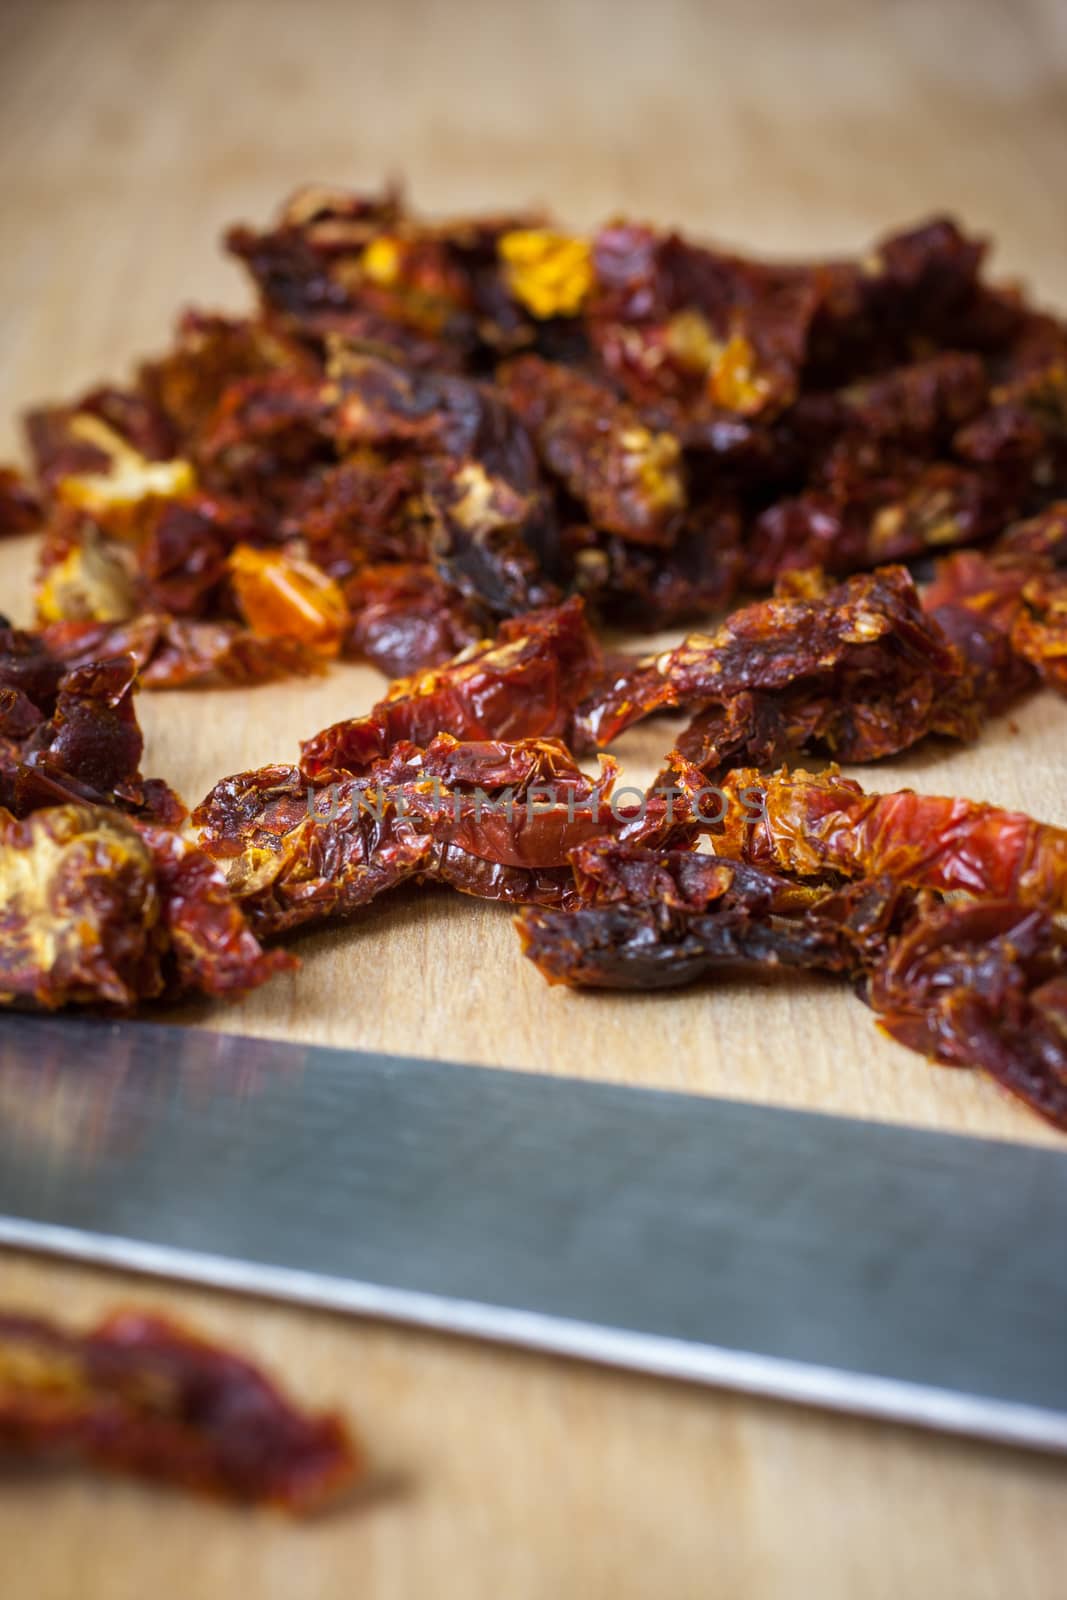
(1, 1, 1065, 1594)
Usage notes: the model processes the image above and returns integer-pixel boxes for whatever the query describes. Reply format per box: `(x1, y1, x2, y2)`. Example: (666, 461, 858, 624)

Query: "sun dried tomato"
(499, 355, 686, 546)
(228, 544, 349, 656)
(341, 562, 484, 677)
(869, 899, 1067, 1131)
(282, 453, 427, 571)
(227, 185, 544, 364)
(585, 224, 822, 429)
(25, 387, 178, 494)
(194, 371, 336, 513)
(0, 1309, 359, 1510)
(329, 351, 559, 616)
(300, 596, 602, 781)
(718, 766, 1067, 909)
(1010, 571, 1067, 693)
(563, 495, 743, 628)
(0, 626, 181, 822)
(194, 732, 690, 937)
(37, 613, 323, 691)
(0, 804, 291, 1009)
(498, 229, 594, 319)
(140, 308, 318, 446)
(0, 466, 40, 534)
(574, 566, 973, 771)
(747, 463, 1018, 586)
(517, 840, 914, 990)
(922, 501, 1067, 705)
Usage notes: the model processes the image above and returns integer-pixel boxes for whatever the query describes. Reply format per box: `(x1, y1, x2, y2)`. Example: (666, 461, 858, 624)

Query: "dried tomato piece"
(665, 692, 836, 785)
(0, 1309, 360, 1510)
(574, 566, 972, 768)
(194, 732, 692, 937)
(342, 562, 483, 677)
(283, 453, 427, 572)
(30, 481, 340, 690)
(586, 216, 991, 442)
(956, 316, 1067, 498)
(0, 622, 66, 712)
(140, 309, 317, 448)
(194, 371, 336, 512)
(135, 495, 263, 617)
(15, 657, 146, 811)
(138, 618, 326, 689)
(743, 352, 1005, 584)
(586, 224, 822, 429)
(718, 766, 1067, 910)
(137, 819, 296, 996)
(0, 804, 292, 1010)
(227, 185, 542, 361)
(228, 544, 349, 656)
(411, 743, 625, 873)
(27, 406, 193, 549)
(197, 753, 555, 938)
(499, 355, 686, 546)
(225, 183, 406, 328)
(330, 352, 559, 616)
(517, 842, 913, 990)
(498, 229, 594, 319)
(923, 545, 1039, 635)
(0, 687, 41, 744)
(996, 501, 1067, 565)
(34, 509, 140, 625)
(38, 616, 163, 678)
(300, 596, 602, 781)
(747, 462, 1017, 587)
(35, 611, 322, 692)
(922, 502, 1067, 706)
(567, 837, 805, 911)
(0, 805, 167, 1007)
(869, 900, 1067, 1131)
(805, 217, 989, 383)
(1009, 572, 1067, 693)
(25, 387, 178, 495)
(33, 493, 265, 627)
(200, 767, 433, 936)
(564, 495, 743, 628)
(0, 466, 40, 534)
(835, 353, 989, 445)
(0, 628, 181, 823)
(421, 451, 559, 618)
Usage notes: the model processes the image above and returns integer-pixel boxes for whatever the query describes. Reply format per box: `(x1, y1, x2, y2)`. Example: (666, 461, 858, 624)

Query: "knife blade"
(0, 1014, 1064, 1452)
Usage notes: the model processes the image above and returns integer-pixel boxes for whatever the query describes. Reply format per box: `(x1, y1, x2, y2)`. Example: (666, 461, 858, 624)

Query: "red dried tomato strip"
(194, 733, 693, 937)
(300, 597, 602, 781)
(0, 1309, 359, 1511)
(517, 840, 913, 990)
(869, 899, 1067, 1131)
(718, 766, 1067, 909)
(574, 566, 972, 762)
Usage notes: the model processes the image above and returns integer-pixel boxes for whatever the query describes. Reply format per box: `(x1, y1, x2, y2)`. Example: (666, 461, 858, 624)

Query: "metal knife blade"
(0, 1015, 1064, 1452)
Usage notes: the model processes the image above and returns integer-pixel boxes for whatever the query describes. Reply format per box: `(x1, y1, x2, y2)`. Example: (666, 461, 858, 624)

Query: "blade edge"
(4, 1215, 1065, 1455)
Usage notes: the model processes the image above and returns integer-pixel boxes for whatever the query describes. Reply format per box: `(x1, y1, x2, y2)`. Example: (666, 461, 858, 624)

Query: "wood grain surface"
(1, 1, 1066, 1595)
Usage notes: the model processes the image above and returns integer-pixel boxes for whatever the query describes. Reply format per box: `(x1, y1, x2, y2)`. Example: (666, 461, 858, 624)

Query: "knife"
(0, 1014, 1064, 1453)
